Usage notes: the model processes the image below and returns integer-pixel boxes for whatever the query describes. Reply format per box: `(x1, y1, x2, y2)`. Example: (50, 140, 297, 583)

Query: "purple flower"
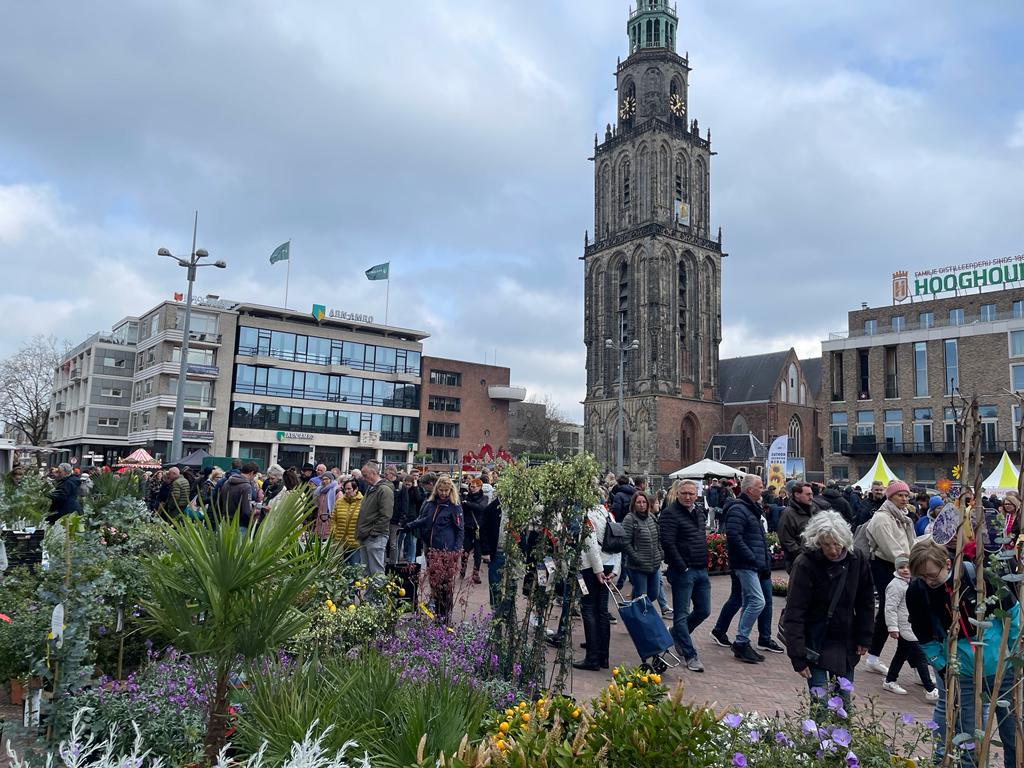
(774, 731, 794, 747)
(924, 720, 940, 731)
(802, 719, 818, 735)
(827, 696, 847, 718)
(748, 730, 761, 743)
(846, 750, 860, 768)
(961, 742, 976, 751)
(832, 728, 851, 747)
(810, 686, 826, 698)
(732, 753, 747, 768)
(836, 676, 854, 693)
(900, 712, 914, 725)
(724, 713, 743, 728)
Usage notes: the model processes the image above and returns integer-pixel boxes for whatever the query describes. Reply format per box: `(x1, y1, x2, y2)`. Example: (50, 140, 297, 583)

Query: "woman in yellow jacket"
(331, 479, 363, 562)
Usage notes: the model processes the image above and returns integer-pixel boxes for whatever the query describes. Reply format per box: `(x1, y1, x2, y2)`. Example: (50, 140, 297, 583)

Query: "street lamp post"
(605, 315, 639, 476)
(159, 229, 226, 463)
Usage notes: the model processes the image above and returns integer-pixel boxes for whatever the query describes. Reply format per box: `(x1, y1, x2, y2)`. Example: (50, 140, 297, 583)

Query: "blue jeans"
(714, 571, 774, 643)
(656, 571, 669, 612)
(936, 673, 1013, 768)
(733, 569, 766, 646)
(629, 569, 661, 605)
(666, 568, 711, 661)
(397, 531, 417, 562)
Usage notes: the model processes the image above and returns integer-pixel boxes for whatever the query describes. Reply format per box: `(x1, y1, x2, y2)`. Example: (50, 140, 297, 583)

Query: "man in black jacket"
(660, 480, 710, 672)
(853, 481, 885, 529)
(216, 462, 257, 529)
(821, 482, 854, 525)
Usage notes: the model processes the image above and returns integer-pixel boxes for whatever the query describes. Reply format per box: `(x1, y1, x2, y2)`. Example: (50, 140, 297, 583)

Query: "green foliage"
(88, 472, 144, 505)
(0, 472, 52, 527)
(0, 566, 48, 682)
(235, 651, 489, 768)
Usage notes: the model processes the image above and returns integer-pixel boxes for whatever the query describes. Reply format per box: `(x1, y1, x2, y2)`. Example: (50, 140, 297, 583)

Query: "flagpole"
(384, 275, 390, 327)
(284, 239, 291, 309)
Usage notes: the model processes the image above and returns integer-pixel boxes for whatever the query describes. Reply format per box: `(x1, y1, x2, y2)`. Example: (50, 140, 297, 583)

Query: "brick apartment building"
(820, 286, 1024, 485)
(417, 356, 525, 470)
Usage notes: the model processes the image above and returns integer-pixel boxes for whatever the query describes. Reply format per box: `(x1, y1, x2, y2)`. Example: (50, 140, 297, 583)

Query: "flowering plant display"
(706, 533, 728, 571)
(293, 573, 407, 656)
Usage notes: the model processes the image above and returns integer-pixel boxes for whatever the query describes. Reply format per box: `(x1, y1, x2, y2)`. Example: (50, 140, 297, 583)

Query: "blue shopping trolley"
(607, 582, 680, 673)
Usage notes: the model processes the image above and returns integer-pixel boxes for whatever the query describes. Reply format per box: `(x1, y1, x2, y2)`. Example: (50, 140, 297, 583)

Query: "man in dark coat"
(609, 476, 635, 521)
(46, 463, 81, 523)
(778, 482, 816, 572)
(660, 480, 711, 672)
(718, 474, 784, 662)
(216, 462, 257, 528)
(822, 482, 855, 525)
(854, 481, 885, 529)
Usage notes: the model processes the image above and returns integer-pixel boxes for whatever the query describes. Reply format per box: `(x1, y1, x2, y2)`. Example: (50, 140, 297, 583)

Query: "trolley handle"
(605, 579, 626, 605)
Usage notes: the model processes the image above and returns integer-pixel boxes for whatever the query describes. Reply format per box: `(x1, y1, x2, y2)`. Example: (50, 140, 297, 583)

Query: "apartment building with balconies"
(48, 317, 139, 465)
(820, 287, 1024, 485)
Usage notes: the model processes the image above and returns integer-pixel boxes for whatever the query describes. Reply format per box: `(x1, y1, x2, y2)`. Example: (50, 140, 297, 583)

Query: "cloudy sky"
(2, 1, 1023, 421)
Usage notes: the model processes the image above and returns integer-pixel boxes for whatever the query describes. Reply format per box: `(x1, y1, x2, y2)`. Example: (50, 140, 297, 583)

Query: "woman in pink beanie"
(861, 479, 916, 676)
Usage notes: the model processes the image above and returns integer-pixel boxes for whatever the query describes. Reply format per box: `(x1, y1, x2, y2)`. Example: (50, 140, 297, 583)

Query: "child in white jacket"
(882, 554, 938, 700)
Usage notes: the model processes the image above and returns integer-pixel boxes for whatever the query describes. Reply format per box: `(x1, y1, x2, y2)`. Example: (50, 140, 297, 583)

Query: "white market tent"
(982, 451, 1020, 495)
(669, 458, 747, 480)
(852, 453, 901, 489)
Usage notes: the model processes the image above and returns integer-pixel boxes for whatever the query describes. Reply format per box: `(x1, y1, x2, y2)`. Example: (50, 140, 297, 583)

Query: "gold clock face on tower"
(669, 93, 686, 118)
(619, 95, 636, 120)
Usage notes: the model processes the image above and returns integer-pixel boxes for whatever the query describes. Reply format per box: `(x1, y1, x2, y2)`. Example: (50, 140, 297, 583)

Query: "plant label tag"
(543, 556, 556, 576)
(577, 574, 589, 596)
(535, 562, 548, 587)
(51, 603, 64, 648)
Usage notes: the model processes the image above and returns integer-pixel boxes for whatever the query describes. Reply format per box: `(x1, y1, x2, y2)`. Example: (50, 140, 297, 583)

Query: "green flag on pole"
(365, 262, 390, 281)
(269, 241, 290, 264)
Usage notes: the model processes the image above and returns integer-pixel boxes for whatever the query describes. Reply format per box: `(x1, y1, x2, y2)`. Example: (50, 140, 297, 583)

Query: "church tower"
(583, 0, 724, 476)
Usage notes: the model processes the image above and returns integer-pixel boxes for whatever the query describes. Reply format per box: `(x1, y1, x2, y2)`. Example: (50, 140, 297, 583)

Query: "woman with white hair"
(782, 510, 874, 697)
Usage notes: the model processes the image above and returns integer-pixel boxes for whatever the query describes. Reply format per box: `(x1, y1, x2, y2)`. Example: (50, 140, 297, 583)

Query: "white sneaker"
(864, 657, 889, 675)
(924, 688, 939, 702)
(882, 680, 908, 695)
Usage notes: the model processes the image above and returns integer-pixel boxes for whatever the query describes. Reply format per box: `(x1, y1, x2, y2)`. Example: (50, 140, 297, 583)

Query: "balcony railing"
(839, 440, 1016, 456)
(830, 306, 1024, 341)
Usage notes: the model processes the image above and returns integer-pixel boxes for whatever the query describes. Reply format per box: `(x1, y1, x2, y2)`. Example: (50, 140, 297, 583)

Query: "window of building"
(858, 349, 870, 399)
(980, 303, 996, 322)
(883, 410, 901, 451)
(169, 378, 213, 406)
(980, 405, 998, 450)
(623, 164, 631, 205)
(856, 410, 874, 436)
(892, 315, 906, 332)
(949, 308, 964, 326)
(427, 395, 461, 412)
(102, 356, 126, 368)
(920, 311, 934, 329)
(864, 319, 877, 336)
(884, 346, 898, 398)
(913, 408, 933, 450)
(1012, 365, 1024, 392)
(788, 363, 797, 401)
(944, 339, 959, 395)
(234, 365, 420, 409)
(429, 369, 462, 387)
(171, 347, 215, 366)
(916, 466, 937, 483)
(830, 412, 848, 454)
(788, 415, 802, 457)
(1011, 331, 1024, 358)
(97, 417, 120, 427)
(165, 410, 210, 432)
(426, 421, 460, 438)
(1015, 300, 1024, 319)
(177, 311, 219, 336)
(100, 388, 124, 398)
(780, 381, 787, 401)
(913, 341, 928, 397)
(149, 314, 160, 338)
(230, 401, 417, 442)
(712, 445, 725, 461)
(830, 352, 844, 401)
(426, 447, 460, 465)
(943, 406, 958, 448)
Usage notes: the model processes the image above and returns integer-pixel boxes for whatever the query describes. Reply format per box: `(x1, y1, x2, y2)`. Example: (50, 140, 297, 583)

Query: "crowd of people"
(6, 458, 1022, 765)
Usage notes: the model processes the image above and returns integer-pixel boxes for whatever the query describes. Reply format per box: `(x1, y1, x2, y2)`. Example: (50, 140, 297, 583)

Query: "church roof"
(801, 357, 822, 397)
(703, 433, 767, 462)
(719, 351, 790, 403)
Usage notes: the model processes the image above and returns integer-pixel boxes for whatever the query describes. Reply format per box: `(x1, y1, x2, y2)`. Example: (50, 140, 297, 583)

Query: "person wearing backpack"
(574, 500, 620, 671)
(659, 479, 711, 672)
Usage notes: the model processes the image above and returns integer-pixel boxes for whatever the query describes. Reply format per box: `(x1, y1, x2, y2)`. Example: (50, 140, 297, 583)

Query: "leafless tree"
(0, 335, 62, 446)
(510, 395, 570, 456)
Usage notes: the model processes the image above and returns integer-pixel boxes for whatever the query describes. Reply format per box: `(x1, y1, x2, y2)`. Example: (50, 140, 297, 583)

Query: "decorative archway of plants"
(491, 452, 600, 695)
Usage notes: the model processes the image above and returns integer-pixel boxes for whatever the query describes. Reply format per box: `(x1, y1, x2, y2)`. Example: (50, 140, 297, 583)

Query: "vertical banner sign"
(766, 435, 788, 491)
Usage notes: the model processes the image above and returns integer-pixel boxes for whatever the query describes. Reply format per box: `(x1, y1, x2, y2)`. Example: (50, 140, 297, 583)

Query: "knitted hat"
(894, 554, 910, 568)
(885, 480, 911, 499)
(928, 495, 944, 511)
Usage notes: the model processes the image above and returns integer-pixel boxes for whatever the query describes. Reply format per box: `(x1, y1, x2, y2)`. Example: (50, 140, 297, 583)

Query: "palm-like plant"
(142, 489, 321, 763)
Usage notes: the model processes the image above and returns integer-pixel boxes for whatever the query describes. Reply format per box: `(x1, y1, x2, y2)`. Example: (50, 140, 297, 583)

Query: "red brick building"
(417, 356, 525, 470)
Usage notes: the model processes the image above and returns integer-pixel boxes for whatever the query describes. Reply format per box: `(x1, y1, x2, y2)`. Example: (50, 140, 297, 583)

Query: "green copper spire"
(627, 1, 678, 54)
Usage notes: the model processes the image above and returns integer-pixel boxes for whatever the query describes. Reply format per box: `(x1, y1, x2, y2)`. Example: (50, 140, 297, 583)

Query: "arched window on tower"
(618, 261, 630, 344)
(788, 363, 798, 404)
(678, 261, 688, 379)
(788, 415, 802, 458)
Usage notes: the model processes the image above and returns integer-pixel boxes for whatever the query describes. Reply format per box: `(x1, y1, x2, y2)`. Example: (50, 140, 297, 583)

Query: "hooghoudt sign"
(893, 254, 1024, 301)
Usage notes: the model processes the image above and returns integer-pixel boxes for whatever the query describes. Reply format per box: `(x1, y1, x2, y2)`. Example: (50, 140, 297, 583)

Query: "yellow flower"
(641, 675, 649, 683)
(626, 682, 633, 689)
(651, 673, 662, 684)
(571, 709, 581, 719)
(398, 587, 406, 597)
(521, 713, 530, 723)
(495, 739, 506, 751)
(612, 667, 620, 676)
(499, 722, 509, 733)
(505, 708, 515, 717)
(328, 603, 337, 614)
(347, 604, 356, 611)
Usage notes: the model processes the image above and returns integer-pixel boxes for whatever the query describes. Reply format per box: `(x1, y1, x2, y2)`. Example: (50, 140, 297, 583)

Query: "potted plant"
(0, 567, 47, 705)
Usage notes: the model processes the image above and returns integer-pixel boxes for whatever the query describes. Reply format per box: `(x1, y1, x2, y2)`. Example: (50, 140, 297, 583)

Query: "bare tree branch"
(0, 335, 62, 446)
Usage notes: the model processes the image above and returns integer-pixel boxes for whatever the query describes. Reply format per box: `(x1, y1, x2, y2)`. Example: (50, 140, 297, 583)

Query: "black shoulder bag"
(805, 563, 849, 665)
